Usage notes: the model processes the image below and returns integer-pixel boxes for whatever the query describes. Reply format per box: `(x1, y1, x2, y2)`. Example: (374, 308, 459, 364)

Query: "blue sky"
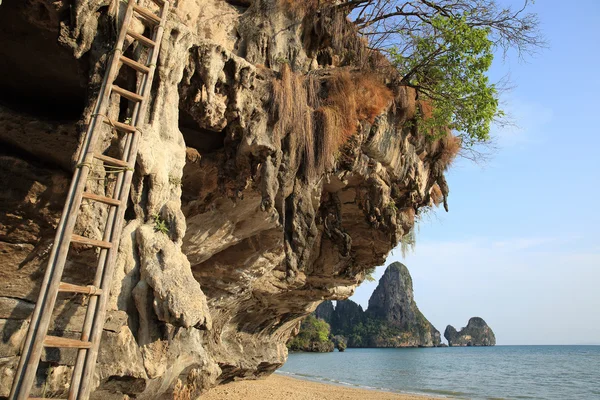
(351, 0, 600, 345)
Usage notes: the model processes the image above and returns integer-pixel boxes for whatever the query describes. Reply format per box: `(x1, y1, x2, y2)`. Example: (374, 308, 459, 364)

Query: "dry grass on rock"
(271, 65, 393, 176)
(432, 133, 461, 170)
(430, 184, 444, 206)
(278, 0, 336, 16)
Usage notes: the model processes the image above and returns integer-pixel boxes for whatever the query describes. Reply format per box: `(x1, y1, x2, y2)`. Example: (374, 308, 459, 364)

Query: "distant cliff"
(315, 262, 441, 348)
(444, 317, 496, 346)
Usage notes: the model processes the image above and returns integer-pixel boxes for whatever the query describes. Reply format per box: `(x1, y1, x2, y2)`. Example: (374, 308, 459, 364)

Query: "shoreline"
(274, 371, 443, 397)
(201, 374, 439, 399)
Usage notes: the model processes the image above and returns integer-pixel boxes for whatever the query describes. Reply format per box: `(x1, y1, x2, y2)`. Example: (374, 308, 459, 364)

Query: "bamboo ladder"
(9, 0, 170, 399)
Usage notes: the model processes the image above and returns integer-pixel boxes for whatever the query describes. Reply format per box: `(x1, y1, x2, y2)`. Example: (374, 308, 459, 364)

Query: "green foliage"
(390, 15, 500, 145)
(332, 335, 348, 351)
(414, 310, 431, 339)
(287, 315, 334, 351)
(153, 214, 169, 235)
(343, 316, 405, 347)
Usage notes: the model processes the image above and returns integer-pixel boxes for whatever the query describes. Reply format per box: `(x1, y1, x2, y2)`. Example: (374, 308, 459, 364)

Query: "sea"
(278, 346, 600, 399)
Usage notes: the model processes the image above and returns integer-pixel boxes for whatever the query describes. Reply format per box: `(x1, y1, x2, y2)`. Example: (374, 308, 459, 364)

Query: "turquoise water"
(279, 346, 600, 399)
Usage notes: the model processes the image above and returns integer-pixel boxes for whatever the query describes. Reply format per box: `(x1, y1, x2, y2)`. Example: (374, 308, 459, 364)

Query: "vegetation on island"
(287, 315, 335, 352)
(290, 306, 436, 349)
(287, 315, 353, 352)
(330, 309, 434, 348)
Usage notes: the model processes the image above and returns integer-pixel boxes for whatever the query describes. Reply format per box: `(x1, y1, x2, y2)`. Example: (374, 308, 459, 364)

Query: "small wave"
(419, 388, 470, 397)
(280, 373, 450, 398)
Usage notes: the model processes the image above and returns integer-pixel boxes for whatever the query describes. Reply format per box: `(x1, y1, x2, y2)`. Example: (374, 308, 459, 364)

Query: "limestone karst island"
(1, 0, 599, 399)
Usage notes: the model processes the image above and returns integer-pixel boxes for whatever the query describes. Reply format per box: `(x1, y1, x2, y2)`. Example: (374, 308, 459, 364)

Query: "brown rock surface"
(0, 0, 456, 397)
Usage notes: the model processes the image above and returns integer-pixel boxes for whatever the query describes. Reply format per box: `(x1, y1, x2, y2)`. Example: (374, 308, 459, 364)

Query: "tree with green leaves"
(390, 15, 498, 144)
(333, 0, 544, 147)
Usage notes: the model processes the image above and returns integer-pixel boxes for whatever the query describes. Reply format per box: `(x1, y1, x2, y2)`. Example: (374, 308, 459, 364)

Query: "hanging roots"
(271, 65, 393, 177)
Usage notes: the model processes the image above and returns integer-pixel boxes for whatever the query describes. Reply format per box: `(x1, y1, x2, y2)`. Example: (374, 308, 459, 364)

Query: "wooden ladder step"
(112, 85, 144, 102)
(102, 117, 137, 133)
(71, 234, 112, 249)
(126, 29, 156, 47)
(82, 192, 122, 206)
(151, 0, 165, 5)
(58, 282, 103, 295)
(120, 55, 150, 74)
(133, 4, 161, 24)
(43, 336, 92, 349)
(94, 153, 129, 168)
(29, 398, 67, 400)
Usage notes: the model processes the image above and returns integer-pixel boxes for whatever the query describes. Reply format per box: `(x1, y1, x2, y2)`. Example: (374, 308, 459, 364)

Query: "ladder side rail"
(9, 2, 137, 399)
(9, 139, 85, 400)
(68, 28, 148, 400)
(67, 99, 142, 400)
(78, 2, 170, 398)
(68, 2, 146, 398)
(67, 204, 118, 399)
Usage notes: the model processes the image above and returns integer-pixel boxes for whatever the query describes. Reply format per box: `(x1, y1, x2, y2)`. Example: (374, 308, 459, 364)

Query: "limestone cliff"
(315, 262, 441, 348)
(366, 262, 441, 347)
(444, 317, 496, 347)
(0, 0, 456, 397)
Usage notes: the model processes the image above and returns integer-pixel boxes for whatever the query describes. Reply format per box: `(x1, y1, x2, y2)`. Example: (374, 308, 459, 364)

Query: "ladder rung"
(120, 54, 150, 74)
(112, 85, 144, 102)
(94, 153, 129, 168)
(58, 282, 103, 295)
(102, 118, 136, 133)
(82, 192, 122, 206)
(71, 234, 112, 249)
(133, 4, 161, 24)
(151, 0, 165, 6)
(43, 336, 92, 349)
(126, 29, 156, 47)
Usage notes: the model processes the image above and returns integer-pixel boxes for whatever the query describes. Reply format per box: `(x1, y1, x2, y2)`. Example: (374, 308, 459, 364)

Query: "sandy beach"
(201, 374, 436, 399)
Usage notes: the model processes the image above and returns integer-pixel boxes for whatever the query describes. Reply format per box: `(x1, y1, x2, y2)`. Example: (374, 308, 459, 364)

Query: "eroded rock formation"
(444, 317, 496, 347)
(366, 262, 441, 347)
(0, 0, 457, 397)
(315, 262, 441, 348)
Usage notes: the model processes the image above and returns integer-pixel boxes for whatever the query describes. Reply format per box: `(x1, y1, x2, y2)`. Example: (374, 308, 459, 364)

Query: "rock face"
(444, 317, 496, 346)
(0, 0, 457, 397)
(331, 300, 366, 336)
(367, 262, 441, 347)
(315, 263, 441, 348)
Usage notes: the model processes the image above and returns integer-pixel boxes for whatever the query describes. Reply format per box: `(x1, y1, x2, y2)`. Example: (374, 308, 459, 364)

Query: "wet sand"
(201, 374, 437, 399)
